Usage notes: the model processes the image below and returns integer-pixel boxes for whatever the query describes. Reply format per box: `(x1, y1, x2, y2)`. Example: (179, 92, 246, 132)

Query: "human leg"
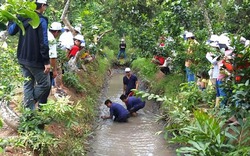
(186, 67, 195, 82)
(130, 102, 146, 113)
(39, 72, 53, 105)
(27, 66, 50, 107)
(117, 50, 122, 59)
(21, 65, 36, 110)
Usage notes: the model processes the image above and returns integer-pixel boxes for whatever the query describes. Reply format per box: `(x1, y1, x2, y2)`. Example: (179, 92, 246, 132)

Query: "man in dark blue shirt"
(8, 0, 50, 110)
(120, 94, 145, 117)
(101, 99, 129, 122)
(123, 68, 139, 96)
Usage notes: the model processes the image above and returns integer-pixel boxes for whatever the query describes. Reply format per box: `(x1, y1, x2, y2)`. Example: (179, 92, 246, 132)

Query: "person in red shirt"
(151, 55, 165, 65)
(67, 34, 84, 59)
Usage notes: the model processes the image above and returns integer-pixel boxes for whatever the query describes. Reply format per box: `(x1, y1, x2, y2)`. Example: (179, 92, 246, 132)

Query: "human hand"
(44, 64, 51, 74)
(52, 70, 58, 78)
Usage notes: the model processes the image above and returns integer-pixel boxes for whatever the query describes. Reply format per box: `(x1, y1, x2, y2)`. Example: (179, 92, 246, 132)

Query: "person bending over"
(120, 94, 146, 117)
(101, 99, 129, 122)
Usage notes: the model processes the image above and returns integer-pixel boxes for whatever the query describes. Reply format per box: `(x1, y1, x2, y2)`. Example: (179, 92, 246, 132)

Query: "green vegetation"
(1, 0, 250, 155)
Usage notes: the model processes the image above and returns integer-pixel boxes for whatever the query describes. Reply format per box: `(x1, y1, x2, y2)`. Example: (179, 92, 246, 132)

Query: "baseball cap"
(36, 0, 47, 4)
(125, 68, 131, 72)
(49, 22, 62, 31)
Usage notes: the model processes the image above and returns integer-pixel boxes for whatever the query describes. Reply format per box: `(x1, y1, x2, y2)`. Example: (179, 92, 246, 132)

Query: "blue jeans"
(117, 49, 126, 59)
(39, 72, 54, 105)
(216, 80, 227, 107)
(186, 67, 195, 82)
(21, 65, 50, 110)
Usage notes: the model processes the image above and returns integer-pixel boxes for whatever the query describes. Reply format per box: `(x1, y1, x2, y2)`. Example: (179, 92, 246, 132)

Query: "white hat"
(36, 0, 47, 4)
(125, 68, 131, 72)
(240, 36, 246, 44)
(218, 35, 230, 45)
(209, 35, 219, 42)
(74, 34, 84, 41)
(209, 42, 219, 48)
(186, 32, 194, 38)
(245, 40, 250, 47)
(74, 26, 81, 33)
(121, 38, 125, 42)
(49, 22, 62, 31)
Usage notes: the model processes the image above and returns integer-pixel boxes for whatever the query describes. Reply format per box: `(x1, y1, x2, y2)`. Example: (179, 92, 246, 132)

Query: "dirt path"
(87, 70, 176, 156)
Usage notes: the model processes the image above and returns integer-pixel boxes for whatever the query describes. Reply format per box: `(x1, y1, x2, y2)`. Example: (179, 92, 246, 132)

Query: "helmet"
(49, 22, 62, 31)
(74, 34, 84, 41)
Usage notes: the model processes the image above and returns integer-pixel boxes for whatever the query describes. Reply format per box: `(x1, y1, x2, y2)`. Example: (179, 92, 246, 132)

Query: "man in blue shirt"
(101, 99, 129, 122)
(123, 68, 139, 96)
(120, 94, 146, 117)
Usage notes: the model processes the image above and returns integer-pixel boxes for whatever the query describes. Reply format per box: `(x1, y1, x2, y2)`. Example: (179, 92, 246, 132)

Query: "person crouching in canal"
(120, 94, 146, 117)
(101, 99, 130, 122)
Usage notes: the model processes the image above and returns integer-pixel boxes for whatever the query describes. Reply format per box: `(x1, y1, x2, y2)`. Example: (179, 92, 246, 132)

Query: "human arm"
(7, 21, 19, 35)
(135, 80, 139, 90)
(50, 58, 57, 78)
(123, 84, 127, 95)
(38, 17, 50, 66)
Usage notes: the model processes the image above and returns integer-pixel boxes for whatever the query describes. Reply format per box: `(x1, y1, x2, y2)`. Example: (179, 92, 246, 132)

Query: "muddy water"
(87, 70, 176, 156)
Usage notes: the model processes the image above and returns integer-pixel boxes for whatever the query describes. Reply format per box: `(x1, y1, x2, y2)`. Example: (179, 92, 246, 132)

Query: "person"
(58, 26, 74, 50)
(117, 38, 126, 59)
(101, 99, 129, 122)
(123, 68, 139, 96)
(185, 32, 199, 82)
(39, 22, 62, 106)
(7, 0, 50, 110)
(197, 71, 209, 91)
(67, 34, 84, 59)
(151, 55, 171, 75)
(120, 94, 145, 117)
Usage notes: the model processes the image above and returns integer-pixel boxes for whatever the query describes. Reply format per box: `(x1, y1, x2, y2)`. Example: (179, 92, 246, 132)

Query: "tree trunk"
(199, 0, 213, 35)
(0, 100, 19, 131)
(60, 0, 77, 36)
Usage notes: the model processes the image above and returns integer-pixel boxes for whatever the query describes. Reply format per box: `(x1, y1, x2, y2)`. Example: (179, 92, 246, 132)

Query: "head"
(49, 22, 62, 38)
(36, 0, 48, 13)
(125, 67, 131, 76)
(74, 26, 81, 34)
(200, 71, 210, 79)
(120, 94, 128, 102)
(121, 38, 125, 43)
(185, 32, 195, 40)
(73, 34, 84, 47)
(104, 99, 112, 108)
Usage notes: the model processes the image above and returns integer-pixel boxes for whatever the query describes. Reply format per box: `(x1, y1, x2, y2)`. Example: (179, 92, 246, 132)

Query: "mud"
(87, 69, 176, 156)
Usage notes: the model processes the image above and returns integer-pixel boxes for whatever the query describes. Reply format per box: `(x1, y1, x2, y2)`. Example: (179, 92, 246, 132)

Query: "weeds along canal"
(87, 69, 176, 156)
